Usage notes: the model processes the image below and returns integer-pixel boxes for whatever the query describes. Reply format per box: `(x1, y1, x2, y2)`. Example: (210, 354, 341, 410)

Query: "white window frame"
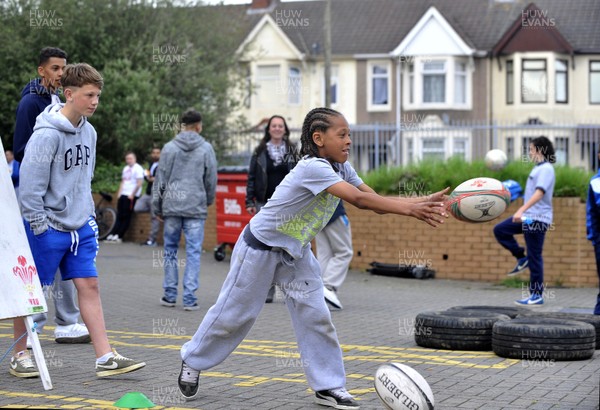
(590, 60, 600, 104)
(521, 59, 547, 103)
(403, 56, 472, 110)
(322, 65, 339, 107)
(255, 64, 280, 107)
(506, 60, 514, 104)
(288, 66, 302, 105)
(555, 136, 569, 165)
(367, 60, 392, 112)
(555, 59, 568, 104)
(454, 61, 467, 104)
(415, 135, 471, 162)
(420, 137, 446, 161)
(423, 60, 446, 104)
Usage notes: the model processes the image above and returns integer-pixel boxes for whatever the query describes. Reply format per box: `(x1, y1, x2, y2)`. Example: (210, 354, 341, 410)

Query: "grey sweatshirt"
(19, 103, 96, 234)
(152, 130, 217, 219)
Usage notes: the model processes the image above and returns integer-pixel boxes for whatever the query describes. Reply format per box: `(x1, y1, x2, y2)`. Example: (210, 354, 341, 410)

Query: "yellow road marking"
(0, 323, 518, 370)
(0, 322, 518, 407)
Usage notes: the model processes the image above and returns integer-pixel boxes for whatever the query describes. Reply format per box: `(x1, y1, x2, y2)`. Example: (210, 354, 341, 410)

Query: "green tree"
(0, 0, 249, 163)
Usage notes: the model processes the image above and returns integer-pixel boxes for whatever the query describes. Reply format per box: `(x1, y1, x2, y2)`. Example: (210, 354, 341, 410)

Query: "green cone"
(113, 392, 155, 409)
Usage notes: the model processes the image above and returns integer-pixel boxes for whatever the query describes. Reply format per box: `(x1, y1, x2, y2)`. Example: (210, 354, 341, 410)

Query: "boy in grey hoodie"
(11, 63, 145, 379)
(152, 109, 217, 310)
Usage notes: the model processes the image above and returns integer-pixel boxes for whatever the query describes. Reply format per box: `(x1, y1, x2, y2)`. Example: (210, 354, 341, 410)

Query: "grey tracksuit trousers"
(181, 228, 347, 391)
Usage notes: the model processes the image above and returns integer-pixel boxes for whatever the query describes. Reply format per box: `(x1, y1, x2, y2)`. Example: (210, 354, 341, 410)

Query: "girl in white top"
(105, 152, 144, 242)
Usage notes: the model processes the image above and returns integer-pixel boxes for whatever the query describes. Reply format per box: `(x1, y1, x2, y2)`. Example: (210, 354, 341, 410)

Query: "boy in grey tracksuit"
(152, 109, 217, 310)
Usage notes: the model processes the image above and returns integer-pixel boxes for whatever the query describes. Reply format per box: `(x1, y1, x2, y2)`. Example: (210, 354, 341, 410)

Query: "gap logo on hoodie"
(64, 144, 91, 171)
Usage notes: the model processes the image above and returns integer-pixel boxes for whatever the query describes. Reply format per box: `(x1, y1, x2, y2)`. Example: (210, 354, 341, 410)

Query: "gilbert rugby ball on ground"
(446, 177, 511, 223)
(374, 362, 434, 410)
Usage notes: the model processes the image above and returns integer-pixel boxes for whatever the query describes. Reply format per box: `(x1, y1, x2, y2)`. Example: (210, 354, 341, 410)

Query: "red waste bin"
(214, 166, 252, 261)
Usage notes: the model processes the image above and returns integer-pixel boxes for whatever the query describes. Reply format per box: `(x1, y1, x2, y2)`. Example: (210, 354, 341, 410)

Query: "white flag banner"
(0, 140, 47, 320)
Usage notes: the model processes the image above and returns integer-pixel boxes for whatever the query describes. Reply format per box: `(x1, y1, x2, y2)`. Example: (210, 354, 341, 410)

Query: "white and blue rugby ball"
(374, 362, 435, 410)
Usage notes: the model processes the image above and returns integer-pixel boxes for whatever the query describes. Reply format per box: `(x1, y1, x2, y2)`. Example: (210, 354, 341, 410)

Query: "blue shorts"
(24, 217, 99, 286)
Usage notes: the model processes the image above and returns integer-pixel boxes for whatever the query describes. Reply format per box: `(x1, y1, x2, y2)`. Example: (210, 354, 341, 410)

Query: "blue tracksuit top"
(586, 169, 600, 245)
(13, 78, 59, 162)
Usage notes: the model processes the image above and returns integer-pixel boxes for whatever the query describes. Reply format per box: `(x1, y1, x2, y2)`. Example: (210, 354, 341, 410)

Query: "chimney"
(251, 0, 270, 8)
(248, 0, 277, 14)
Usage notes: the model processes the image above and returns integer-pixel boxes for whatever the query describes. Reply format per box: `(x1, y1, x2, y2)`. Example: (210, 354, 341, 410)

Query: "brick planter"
(115, 194, 597, 288)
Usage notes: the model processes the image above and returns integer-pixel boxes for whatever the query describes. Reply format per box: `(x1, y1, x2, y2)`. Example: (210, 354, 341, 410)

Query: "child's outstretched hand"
(428, 187, 450, 203)
(411, 200, 448, 227)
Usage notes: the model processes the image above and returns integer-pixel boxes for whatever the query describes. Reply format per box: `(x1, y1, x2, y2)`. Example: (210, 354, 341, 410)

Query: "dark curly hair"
(300, 107, 343, 158)
(531, 136, 556, 164)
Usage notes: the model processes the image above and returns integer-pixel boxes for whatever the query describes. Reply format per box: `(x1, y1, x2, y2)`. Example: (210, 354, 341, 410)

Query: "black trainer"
(315, 388, 360, 409)
(160, 297, 176, 307)
(178, 361, 200, 401)
(265, 284, 276, 303)
(507, 256, 528, 276)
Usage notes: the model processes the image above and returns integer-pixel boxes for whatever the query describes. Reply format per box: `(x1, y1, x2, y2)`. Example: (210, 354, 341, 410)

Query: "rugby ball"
(484, 149, 508, 171)
(374, 363, 434, 410)
(446, 177, 511, 223)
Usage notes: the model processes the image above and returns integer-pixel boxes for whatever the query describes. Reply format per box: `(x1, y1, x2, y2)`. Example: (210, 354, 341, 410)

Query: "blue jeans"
(593, 244, 600, 314)
(494, 217, 548, 296)
(163, 217, 205, 306)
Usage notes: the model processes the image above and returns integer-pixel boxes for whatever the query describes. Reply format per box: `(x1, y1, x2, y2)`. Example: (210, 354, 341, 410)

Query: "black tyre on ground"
(414, 310, 511, 351)
(448, 305, 528, 319)
(492, 318, 596, 361)
(516, 311, 600, 349)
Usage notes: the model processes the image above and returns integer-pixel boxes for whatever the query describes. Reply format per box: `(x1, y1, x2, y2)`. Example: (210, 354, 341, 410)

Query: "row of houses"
(217, 0, 600, 170)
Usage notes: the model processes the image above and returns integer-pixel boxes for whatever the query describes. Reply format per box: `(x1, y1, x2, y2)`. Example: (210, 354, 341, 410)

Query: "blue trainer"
(515, 294, 544, 306)
(507, 257, 528, 276)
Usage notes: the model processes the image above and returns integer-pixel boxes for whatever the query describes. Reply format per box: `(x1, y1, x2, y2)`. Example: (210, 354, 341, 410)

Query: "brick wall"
(345, 197, 597, 288)
(118, 196, 598, 288)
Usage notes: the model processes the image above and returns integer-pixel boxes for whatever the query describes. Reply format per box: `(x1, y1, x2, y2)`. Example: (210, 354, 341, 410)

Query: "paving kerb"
(0, 241, 598, 409)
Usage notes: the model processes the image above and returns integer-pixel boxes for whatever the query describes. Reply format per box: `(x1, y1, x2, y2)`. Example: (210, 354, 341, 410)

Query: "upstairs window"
(368, 61, 391, 111)
(555, 59, 568, 103)
(506, 60, 514, 104)
(423, 60, 446, 103)
(288, 67, 301, 105)
(591, 61, 600, 104)
(521, 59, 547, 103)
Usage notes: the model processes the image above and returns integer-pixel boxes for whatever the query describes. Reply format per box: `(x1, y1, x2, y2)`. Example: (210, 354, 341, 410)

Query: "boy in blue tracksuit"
(586, 149, 600, 315)
(13, 47, 89, 344)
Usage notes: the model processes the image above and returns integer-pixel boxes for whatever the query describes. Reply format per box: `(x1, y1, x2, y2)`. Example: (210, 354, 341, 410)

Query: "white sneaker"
(55, 323, 91, 344)
(323, 286, 343, 310)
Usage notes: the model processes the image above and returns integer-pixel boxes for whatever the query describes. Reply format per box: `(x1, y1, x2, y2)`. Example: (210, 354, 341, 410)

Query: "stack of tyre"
(414, 306, 598, 361)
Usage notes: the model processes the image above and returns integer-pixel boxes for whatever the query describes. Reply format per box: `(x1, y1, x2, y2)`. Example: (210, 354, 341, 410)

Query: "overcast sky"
(201, 0, 312, 4)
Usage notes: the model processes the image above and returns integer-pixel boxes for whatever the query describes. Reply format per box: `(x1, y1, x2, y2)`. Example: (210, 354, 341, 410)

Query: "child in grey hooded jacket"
(14, 63, 145, 379)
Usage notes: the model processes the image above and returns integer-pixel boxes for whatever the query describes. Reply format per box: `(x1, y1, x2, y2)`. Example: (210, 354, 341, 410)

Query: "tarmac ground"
(0, 242, 599, 409)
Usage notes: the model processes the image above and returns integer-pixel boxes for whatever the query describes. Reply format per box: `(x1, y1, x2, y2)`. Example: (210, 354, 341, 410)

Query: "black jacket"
(245, 148, 297, 208)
